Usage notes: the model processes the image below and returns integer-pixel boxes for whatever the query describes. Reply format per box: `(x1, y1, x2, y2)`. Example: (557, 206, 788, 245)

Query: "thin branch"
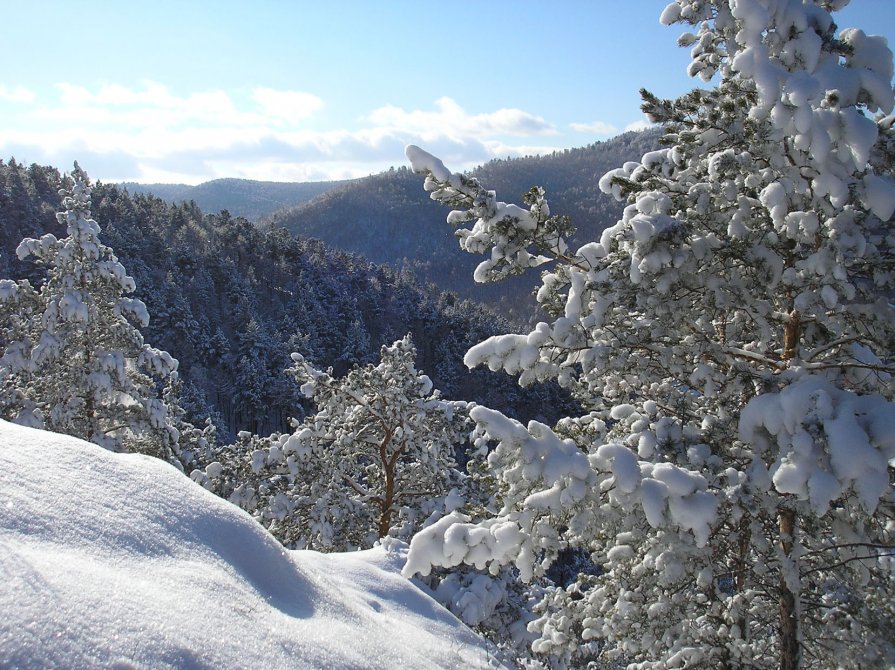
(800, 552, 895, 578)
(342, 474, 379, 502)
(722, 346, 786, 370)
(800, 542, 895, 558)
(804, 361, 895, 373)
(803, 335, 864, 362)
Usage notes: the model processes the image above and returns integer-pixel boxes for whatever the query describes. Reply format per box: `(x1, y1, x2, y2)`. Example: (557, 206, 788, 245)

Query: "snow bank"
(0, 421, 504, 669)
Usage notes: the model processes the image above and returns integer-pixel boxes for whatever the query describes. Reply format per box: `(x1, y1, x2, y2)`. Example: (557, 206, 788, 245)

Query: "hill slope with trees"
(0, 159, 574, 442)
(264, 130, 662, 318)
(121, 177, 349, 221)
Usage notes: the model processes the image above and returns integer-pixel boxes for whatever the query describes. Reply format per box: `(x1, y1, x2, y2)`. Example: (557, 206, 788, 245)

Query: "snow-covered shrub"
(403, 2, 895, 668)
(197, 335, 474, 551)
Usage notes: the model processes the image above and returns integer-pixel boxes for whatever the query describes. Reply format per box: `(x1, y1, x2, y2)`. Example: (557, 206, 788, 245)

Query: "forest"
(2, 1, 895, 669)
(0, 159, 575, 441)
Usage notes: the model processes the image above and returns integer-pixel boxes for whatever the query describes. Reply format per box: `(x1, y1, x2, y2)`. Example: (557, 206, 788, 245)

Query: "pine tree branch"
(803, 335, 864, 362)
(341, 474, 379, 502)
(800, 552, 895, 578)
(800, 541, 895, 558)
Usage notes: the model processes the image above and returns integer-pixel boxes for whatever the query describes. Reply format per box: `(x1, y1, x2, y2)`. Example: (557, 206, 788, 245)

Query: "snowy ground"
(0, 421, 505, 669)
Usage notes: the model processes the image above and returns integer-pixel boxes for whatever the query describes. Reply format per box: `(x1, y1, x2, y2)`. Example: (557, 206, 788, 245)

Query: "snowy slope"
(0, 421, 504, 669)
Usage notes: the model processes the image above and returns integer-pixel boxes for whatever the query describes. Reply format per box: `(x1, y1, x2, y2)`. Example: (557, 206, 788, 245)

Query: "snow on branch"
(405, 145, 572, 283)
(740, 375, 895, 516)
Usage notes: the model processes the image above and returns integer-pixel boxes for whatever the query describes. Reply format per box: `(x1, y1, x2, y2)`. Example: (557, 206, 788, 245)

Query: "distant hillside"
(264, 129, 663, 319)
(120, 177, 350, 221)
(1, 159, 576, 440)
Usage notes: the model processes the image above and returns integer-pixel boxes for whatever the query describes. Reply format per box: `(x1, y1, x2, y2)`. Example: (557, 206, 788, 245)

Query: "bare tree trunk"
(379, 460, 396, 538)
(736, 513, 750, 637)
(779, 507, 800, 670)
(782, 310, 800, 361)
(377, 429, 396, 539)
(780, 304, 801, 670)
(85, 394, 96, 441)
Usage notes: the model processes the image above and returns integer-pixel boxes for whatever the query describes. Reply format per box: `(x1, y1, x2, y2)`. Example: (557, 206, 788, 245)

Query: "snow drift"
(0, 421, 503, 669)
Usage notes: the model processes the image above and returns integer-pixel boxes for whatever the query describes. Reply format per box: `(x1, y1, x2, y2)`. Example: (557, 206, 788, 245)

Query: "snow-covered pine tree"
(402, 2, 895, 668)
(163, 371, 218, 470)
(195, 335, 472, 551)
(0, 163, 180, 460)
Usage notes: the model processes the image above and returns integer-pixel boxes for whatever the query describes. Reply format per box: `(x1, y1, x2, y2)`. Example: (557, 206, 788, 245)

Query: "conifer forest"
(2, 2, 894, 669)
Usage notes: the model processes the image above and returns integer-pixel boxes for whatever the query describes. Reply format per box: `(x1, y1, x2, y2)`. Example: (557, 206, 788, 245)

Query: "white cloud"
(624, 119, 655, 132)
(367, 97, 557, 138)
(252, 88, 324, 122)
(0, 85, 36, 104)
(569, 120, 618, 136)
(49, 81, 266, 129)
(37, 81, 324, 135)
(0, 83, 566, 183)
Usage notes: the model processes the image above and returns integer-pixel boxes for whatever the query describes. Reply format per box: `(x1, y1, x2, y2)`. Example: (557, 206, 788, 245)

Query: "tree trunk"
(736, 513, 750, 639)
(779, 507, 800, 670)
(378, 461, 395, 539)
(782, 310, 800, 361)
(85, 393, 96, 441)
(377, 429, 395, 539)
(780, 303, 801, 670)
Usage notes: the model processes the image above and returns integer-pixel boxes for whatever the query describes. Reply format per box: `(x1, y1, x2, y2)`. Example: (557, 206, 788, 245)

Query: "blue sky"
(3, 1, 894, 184)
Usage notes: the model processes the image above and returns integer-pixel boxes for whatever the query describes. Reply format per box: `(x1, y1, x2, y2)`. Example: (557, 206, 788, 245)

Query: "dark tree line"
(0, 159, 576, 442)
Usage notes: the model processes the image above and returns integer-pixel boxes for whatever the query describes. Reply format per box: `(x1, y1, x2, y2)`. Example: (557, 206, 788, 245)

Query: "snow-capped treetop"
(661, 0, 893, 113)
(283, 334, 471, 547)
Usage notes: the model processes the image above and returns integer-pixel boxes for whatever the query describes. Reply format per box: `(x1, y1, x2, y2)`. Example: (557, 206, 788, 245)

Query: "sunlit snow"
(0, 421, 505, 669)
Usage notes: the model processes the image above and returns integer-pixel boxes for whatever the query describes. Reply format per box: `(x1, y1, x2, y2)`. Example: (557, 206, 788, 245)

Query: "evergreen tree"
(402, 2, 895, 668)
(0, 163, 179, 459)
(195, 335, 472, 551)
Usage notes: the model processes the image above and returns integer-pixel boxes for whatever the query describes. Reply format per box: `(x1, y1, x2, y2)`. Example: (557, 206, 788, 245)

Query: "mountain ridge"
(119, 176, 352, 221)
(111, 129, 663, 318)
(264, 129, 663, 317)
